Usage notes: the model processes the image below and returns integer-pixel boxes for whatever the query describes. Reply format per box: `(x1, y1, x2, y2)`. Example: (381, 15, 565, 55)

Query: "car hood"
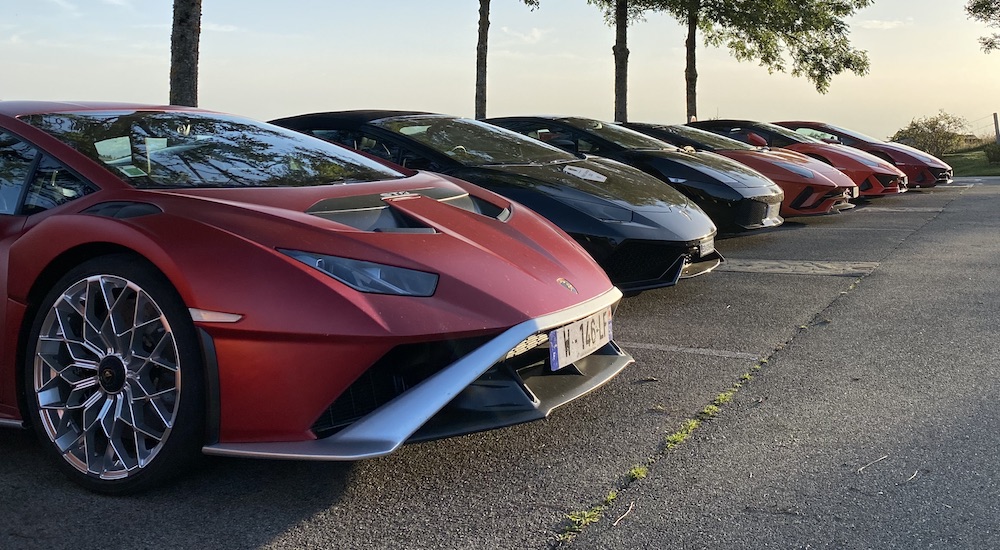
(717, 148, 857, 189)
(128, 171, 615, 323)
(624, 148, 778, 189)
(787, 143, 904, 176)
(452, 158, 716, 241)
(879, 142, 953, 168)
(467, 158, 695, 212)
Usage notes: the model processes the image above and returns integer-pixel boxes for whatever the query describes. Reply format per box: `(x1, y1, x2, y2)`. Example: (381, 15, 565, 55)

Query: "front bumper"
(577, 236, 723, 292)
(906, 165, 953, 187)
(783, 183, 856, 217)
(202, 288, 632, 460)
(857, 172, 907, 196)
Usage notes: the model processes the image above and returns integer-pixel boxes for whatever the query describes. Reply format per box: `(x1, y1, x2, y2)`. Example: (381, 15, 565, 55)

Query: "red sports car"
(0, 101, 633, 493)
(691, 120, 909, 197)
(624, 123, 858, 217)
(774, 121, 954, 188)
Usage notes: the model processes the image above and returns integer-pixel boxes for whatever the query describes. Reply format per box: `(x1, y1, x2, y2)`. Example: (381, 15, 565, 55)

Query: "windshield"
(755, 121, 822, 144)
(559, 118, 678, 151)
(668, 125, 756, 151)
(372, 115, 575, 166)
(22, 110, 404, 189)
(822, 123, 884, 144)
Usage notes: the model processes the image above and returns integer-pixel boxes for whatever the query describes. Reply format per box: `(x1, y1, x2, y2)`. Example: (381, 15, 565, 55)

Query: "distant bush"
(890, 111, 969, 157)
(984, 142, 1000, 164)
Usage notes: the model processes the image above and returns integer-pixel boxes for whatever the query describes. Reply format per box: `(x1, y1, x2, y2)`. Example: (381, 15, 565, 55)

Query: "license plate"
(549, 307, 612, 371)
(699, 237, 715, 257)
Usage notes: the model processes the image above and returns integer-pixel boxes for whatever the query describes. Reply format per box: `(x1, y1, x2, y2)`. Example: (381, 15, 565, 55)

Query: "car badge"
(562, 165, 608, 183)
(380, 190, 419, 200)
(557, 278, 578, 294)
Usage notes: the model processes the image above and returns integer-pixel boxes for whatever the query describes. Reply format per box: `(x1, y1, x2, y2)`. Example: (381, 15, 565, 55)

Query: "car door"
(0, 131, 97, 418)
(0, 131, 33, 416)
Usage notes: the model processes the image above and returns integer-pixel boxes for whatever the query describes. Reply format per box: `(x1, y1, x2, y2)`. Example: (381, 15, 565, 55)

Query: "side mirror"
(746, 132, 768, 147)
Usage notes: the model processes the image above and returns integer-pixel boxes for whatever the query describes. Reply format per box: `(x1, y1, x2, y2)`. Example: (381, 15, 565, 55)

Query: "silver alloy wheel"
(32, 274, 181, 480)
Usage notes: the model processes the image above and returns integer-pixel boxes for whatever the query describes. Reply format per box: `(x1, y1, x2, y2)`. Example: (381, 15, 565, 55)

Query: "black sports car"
(486, 116, 784, 234)
(271, 111, 722, 293)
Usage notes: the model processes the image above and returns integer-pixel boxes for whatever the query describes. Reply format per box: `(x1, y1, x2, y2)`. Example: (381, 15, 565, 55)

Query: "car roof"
(690, 119, 757, 127)
(0, 100, 197, 117)
(271, 110, 440, 127)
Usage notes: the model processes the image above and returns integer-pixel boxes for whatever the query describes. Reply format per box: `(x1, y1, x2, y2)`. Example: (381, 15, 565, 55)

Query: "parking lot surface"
(1, 178, 997, 549)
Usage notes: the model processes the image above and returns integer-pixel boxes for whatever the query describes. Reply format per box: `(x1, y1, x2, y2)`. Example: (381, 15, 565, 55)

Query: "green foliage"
(628, 465, 649, 480)
(889, 111, 969, 157)
(943, 147, 1000, 176)
(652, 0, 871, 93)
(665, 418, 700, 449)
(984, 142, 1000, 164)
(966, 0, 1000, 51)
(564, 508, 602, 532)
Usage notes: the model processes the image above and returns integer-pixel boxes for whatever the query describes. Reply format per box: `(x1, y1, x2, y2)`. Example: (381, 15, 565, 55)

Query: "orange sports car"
(691, 120, 908, 197)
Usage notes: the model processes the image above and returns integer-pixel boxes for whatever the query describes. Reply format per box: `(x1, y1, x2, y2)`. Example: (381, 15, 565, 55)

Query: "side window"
(356, 134, 404, 164)
(23, 155, 97, 215)
(796, 128, 842, 143)
(509, 123, 585, 154)
(0, 132, 38, 215)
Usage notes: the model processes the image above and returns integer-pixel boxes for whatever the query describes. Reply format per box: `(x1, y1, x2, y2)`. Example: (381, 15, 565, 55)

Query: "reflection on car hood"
(882, 142, 952, 168)
(627, 149, 777, 188)
(146, 171, 615, 322)
(789, 143, 902, 176)
(476, 158, 694, 212)
(718, 148, 857, 188)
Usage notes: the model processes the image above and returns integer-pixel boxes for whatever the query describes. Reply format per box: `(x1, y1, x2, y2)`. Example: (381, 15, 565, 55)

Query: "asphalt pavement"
(1, 177, 998, 549)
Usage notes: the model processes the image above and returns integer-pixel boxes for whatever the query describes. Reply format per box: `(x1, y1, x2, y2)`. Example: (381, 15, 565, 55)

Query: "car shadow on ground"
(0, 428, 355, 549)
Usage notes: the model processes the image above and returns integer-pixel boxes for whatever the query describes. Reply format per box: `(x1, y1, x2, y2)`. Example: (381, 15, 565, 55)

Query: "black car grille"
(735, 199, 777, 227)
(930, 167, 953, 182)
(790, 186, 847, 210)
(602, 240, 690, 287)
(311, 335, 494, 439)
(875, 173, 903, 189)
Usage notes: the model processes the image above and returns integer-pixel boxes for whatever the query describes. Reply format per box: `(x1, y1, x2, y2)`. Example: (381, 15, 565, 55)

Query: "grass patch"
(628, 465, 648, 481)
(943, 145, 1000, 177)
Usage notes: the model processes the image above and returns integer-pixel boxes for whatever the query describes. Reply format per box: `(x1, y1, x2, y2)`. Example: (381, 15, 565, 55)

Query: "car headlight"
(280, 249, 438, 297)
(773, 161, 815, 179)
(560, 196, 634, 223)
(854, 155, 883, 168)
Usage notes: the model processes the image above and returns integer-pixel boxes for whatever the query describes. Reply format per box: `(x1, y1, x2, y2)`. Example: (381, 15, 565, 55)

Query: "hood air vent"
(307, 187, 510, 231)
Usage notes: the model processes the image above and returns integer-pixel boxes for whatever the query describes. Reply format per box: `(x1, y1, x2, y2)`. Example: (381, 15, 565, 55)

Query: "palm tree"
(475, 0, 540, 119)
(169, 0, 202, 107)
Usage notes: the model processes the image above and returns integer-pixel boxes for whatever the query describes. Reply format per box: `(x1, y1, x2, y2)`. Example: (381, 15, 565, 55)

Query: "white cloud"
(101, 0, 133, 7)
(500, 26, 548, 45)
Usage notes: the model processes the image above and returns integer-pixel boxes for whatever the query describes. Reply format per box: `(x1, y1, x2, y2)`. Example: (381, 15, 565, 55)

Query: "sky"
(1, 0, 998, 141)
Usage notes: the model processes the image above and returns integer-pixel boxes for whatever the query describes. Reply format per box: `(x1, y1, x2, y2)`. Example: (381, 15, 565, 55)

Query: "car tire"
(24, 254, 204, 494)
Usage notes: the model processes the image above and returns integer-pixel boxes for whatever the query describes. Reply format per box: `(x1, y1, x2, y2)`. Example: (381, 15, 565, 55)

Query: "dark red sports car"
(624, 123, 858, 217)
(691, 119, 909, 197)
(774, 121, 954, 187)
(0, 101, 633, 493)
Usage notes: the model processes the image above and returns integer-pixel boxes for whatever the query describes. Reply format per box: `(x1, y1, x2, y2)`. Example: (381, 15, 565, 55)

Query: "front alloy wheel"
(27, 255, 203, 493)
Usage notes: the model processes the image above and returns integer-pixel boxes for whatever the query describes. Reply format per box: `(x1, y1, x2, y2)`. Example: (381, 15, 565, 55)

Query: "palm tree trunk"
(475, 0, 491, 119)
(612, 0, 629, 122)
(684, 1, 699, 121)
(169, 0, 202, 107)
